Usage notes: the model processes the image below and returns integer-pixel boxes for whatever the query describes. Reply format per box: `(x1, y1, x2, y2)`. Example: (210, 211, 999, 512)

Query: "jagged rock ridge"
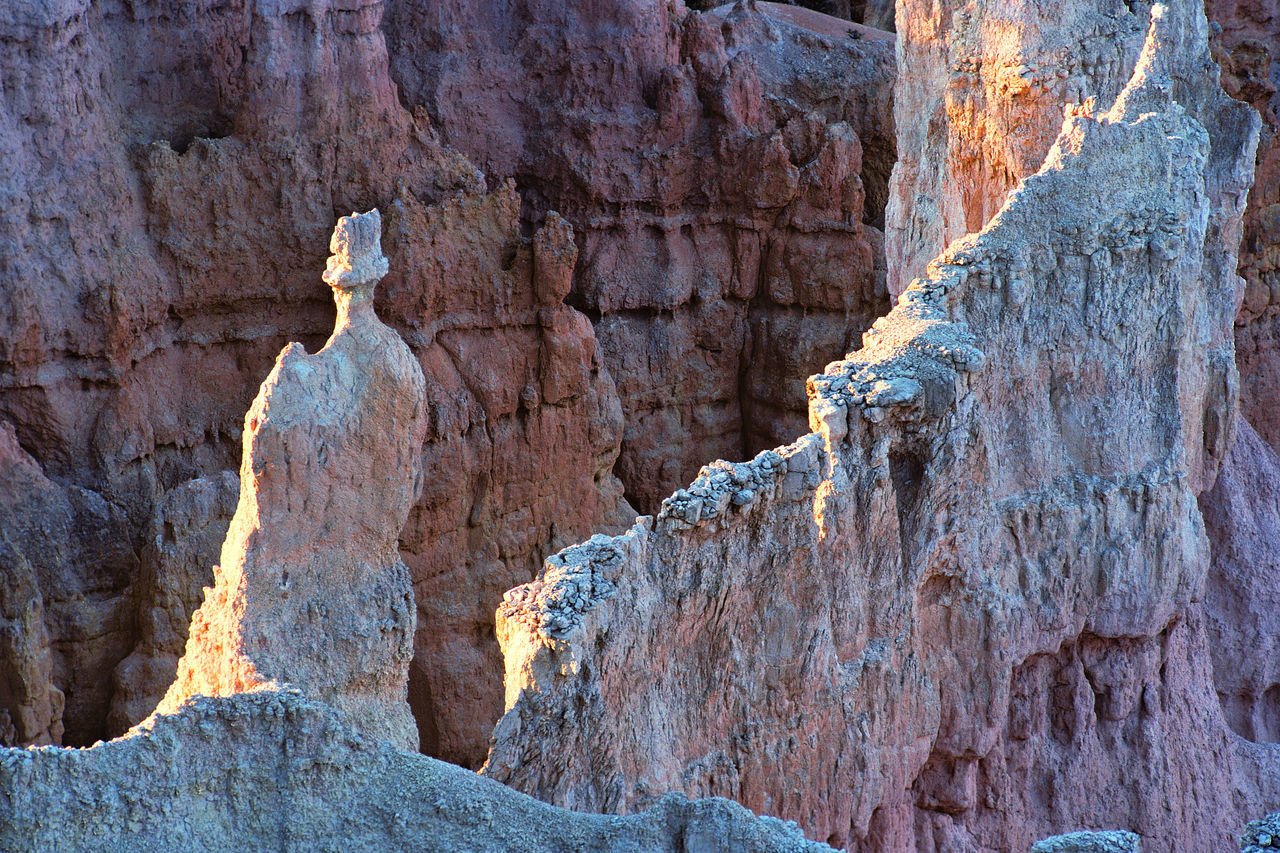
(483, 5, 1280, 850)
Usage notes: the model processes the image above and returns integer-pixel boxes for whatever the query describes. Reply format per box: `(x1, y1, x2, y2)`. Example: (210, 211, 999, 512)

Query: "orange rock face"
(387, 0, 897, 511)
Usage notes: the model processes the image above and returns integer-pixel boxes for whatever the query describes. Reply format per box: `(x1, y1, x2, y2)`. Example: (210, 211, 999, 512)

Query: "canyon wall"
(0, 216, 832, 852)
(385, 0, 897, 511)
(484, 6, 1280, 851)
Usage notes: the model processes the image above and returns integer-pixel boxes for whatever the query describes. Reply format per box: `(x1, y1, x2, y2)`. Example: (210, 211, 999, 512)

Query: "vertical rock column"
(151, 209, 427, 751)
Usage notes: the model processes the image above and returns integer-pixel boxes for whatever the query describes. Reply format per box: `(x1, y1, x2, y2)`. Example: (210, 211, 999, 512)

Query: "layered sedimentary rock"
(152, 209, 425, 750)
(387, 0, 896, 511)
(485, 7, 1280, 850)
(0, 690, 831, 853)
(0, 0, 628, 763)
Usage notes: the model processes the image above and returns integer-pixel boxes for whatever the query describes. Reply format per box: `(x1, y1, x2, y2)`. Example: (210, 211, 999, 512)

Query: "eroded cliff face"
(0, 0, 629, 764)
(484, 7, 1280, 850)
(0, 213, 833, 853)
(385, 0, 896, 511)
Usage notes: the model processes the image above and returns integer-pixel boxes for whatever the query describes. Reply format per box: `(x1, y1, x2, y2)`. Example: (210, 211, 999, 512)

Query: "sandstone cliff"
(484, 6, 1280, 850)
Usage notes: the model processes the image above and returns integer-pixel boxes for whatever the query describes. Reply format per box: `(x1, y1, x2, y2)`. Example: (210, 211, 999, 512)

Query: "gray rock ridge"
(149, 209, 427, 751)
(483, 7, 1280, 851)
(1031, 829, 1141, 852)
(0, 689, 834, 853)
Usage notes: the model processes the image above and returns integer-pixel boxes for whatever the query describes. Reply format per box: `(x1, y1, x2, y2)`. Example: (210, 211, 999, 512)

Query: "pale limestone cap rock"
(322, 208, 389, 289)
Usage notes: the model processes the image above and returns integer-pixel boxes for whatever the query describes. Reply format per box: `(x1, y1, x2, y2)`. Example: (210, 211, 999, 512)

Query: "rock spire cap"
(322, 208, 390, 290)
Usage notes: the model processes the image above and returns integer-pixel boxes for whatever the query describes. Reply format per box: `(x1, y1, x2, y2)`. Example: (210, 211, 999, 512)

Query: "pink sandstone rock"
(483, 7, 1280, 850)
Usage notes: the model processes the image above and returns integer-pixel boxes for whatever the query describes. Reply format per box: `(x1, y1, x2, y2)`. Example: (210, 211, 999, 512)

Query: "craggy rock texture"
(152, 209, 426, 750)
(387, 0, 896, 511)
(0, 690, 833, 853)
(0, 0, 629, 762)
(1207, 0, 1280, 453)
(1241, 813, 1280, 852)
(106, 471, 239, 737)
(485, 8, 1280, 850)
(885, 0, 1152, 297)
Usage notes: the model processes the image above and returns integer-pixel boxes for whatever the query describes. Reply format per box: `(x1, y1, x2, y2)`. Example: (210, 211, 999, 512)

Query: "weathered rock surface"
(1200, 417, 1280, 742)
(0, 422, 137, 747)
(0, 689, 833, 853)
(387, 0, 896, 511)
(484, 7, 1280, 850)
(0, 212, 833, 850)
(885, 0, 1151, 298)
(1240, 812, 1280, 852)
(0, 0, 629, 763)
(106, 471, 238, 736)
(151, 209, 425, 750)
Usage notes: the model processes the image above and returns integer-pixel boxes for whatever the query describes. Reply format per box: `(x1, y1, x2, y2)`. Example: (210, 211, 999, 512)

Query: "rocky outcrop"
(1031, 831, 1141, 853)
(0, 690, 832, 853)
(484, 7, 1280, 850)
(0, 0, 629, 763)
(150, 209, 425, 750)
(386, 0, 896, 511)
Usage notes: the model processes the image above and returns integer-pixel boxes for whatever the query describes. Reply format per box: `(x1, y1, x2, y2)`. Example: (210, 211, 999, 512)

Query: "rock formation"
(0, 0, 630, 765)
(1031, 831, 1142, 853)
(1207, 0, 1280, 453)
(0, 211, 830, 853)
(885, 0, 1152, 298)
(0, 422, 137, 747)
(150, 209, 425, 750)
(484, 5, 1280, 850)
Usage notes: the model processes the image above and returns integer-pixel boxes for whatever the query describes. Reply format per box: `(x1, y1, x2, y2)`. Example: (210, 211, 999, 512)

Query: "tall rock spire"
(151, 209, 428, 750)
